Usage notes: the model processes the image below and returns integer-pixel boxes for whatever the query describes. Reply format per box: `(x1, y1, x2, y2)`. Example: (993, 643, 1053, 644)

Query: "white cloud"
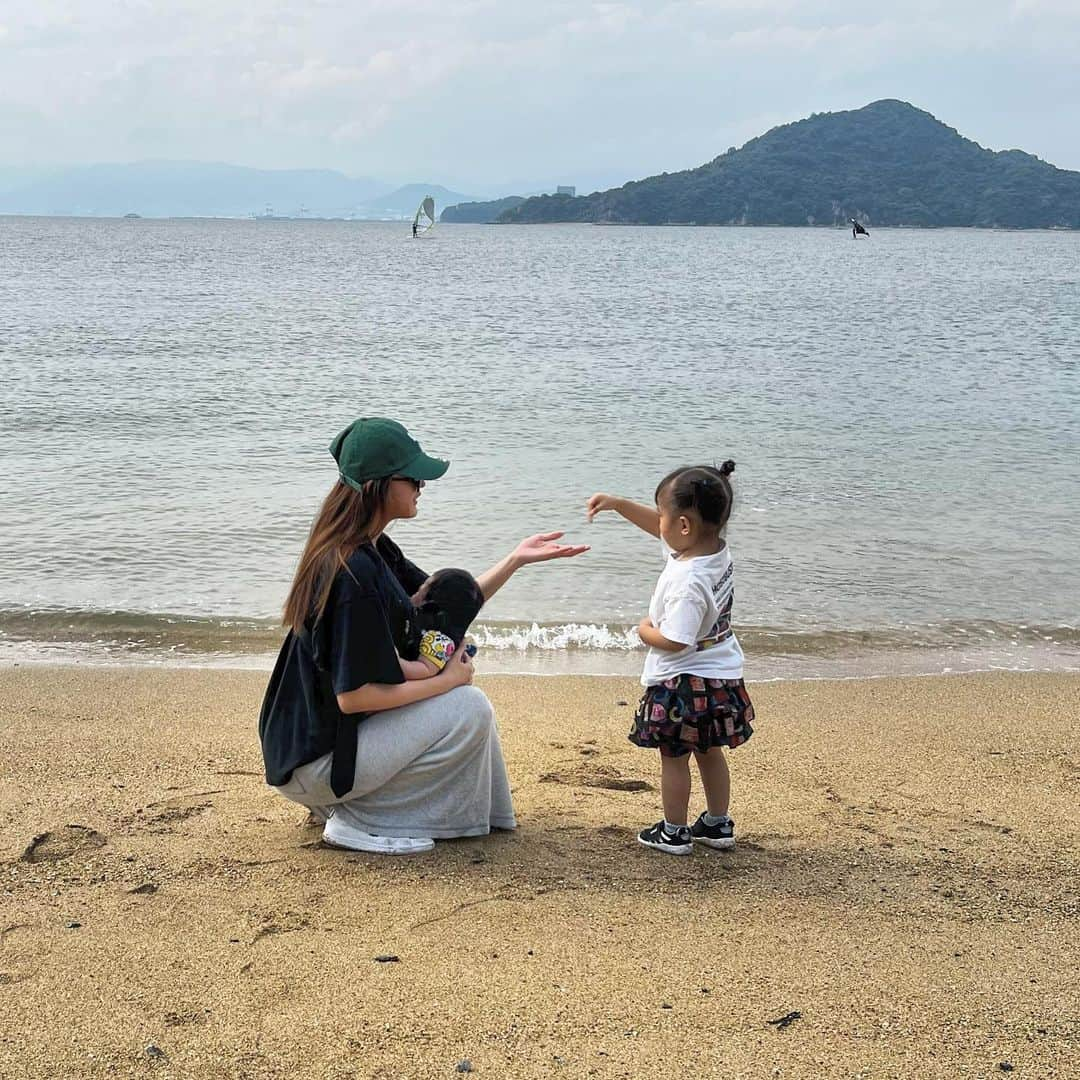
(0, 1, 1077, 180)
(1012, 0, 1080, 14)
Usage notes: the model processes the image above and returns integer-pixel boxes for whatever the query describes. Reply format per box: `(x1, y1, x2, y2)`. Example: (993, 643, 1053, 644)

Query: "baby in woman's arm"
(399, 568, 484, 680)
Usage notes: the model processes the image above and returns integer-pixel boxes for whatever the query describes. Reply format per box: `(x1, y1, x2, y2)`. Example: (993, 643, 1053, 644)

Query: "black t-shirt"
(258, 534, 429, 796)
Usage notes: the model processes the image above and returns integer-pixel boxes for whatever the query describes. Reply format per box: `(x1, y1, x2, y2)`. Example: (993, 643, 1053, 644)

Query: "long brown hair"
(283, 477, 392, 633)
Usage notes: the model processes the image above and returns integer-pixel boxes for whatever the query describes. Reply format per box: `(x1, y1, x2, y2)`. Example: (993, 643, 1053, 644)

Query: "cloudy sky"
(1, 1, 1078, 192)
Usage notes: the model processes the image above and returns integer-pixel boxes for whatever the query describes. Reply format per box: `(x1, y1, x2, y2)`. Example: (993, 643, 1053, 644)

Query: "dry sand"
(0, 666, 1077, 1079)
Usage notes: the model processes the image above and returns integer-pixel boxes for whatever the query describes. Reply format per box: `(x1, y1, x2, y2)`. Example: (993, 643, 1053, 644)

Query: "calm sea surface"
(1, 217, 1078, 677)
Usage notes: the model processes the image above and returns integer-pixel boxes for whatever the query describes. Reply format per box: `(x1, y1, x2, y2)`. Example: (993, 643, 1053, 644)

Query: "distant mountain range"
(8, 100, 1075, 228)
(0, 162, 478, 219)
(494, 101, 1080, 229)
(363, 183, 479, 218)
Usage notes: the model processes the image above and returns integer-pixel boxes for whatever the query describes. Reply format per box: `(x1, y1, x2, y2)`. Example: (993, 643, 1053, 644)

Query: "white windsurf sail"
(412, 196, 436, 235)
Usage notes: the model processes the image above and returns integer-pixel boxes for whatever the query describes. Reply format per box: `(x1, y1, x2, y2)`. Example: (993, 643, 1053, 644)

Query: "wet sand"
(0, 666, 1077, 1078)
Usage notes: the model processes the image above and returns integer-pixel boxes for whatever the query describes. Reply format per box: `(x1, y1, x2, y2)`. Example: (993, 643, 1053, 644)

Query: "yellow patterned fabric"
(418, 631, 456, 670)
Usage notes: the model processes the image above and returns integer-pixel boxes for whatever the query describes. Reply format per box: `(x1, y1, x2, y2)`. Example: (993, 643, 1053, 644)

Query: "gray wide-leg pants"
(274, 685, 516, 839)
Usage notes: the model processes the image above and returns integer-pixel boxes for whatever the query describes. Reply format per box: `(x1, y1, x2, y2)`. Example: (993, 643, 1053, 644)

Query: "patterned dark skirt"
(630, 675, 754, 758)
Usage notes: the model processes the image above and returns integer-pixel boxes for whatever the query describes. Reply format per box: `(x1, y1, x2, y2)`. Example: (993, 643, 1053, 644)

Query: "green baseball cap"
(329, 418, 449, 492)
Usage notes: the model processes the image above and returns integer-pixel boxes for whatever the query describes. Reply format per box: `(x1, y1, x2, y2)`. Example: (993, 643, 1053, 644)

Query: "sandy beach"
(0, 666, 1076, 1079)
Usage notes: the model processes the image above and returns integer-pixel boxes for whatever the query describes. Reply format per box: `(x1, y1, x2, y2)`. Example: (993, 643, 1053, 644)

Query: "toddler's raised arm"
(586, 493, 661, 538)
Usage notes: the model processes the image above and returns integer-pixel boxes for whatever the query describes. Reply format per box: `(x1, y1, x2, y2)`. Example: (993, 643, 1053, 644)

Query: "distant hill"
(441, 196, 526, 223)
(361, 184, 480, 219)
(0, 161, 390, 218)
(0, 165, 62, 193)
(501, 101, 1080, 228)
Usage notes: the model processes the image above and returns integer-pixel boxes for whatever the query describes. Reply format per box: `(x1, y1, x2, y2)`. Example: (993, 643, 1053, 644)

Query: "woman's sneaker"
(637, 821, 693, 856)
(690, 812, 735, 849)
(323, 814, 434, 855)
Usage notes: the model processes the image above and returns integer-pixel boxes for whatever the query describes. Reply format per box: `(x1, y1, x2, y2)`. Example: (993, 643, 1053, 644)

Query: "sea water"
(1, 217, 1077, 677)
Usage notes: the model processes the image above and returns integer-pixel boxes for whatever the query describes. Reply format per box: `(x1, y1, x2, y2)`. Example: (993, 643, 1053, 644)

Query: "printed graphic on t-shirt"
(697, 563, 734, 651)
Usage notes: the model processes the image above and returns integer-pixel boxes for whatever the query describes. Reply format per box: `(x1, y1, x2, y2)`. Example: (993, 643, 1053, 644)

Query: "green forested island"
(440, 196, 525, 223)
(496, 100, 1080, 228)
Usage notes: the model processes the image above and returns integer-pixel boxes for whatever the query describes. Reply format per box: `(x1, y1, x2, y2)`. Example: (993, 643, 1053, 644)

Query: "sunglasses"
(391, 476, 425, 491)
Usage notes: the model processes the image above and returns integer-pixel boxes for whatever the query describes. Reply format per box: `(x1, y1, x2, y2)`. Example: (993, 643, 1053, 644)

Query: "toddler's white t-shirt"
(640, 540, 744, 686)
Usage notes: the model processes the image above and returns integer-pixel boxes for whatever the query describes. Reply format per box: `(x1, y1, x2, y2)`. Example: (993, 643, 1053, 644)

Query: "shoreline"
(3, 644, 1078, 683)
(4, 214, 1080, 232)
(3, 654, 1080, 685)
(2, 610, 1078, 682)
(1, 666, 1077, 1077)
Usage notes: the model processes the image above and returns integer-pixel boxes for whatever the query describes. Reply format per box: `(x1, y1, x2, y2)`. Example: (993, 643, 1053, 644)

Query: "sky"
(1, 1, 1078, 193)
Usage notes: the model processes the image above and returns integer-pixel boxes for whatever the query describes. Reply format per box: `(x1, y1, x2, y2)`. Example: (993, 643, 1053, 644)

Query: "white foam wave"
(471, 622, 641, 652)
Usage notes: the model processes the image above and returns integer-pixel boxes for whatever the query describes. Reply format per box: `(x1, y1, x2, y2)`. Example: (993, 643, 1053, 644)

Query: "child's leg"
(660, 753, 692, 825)
(693, 747, 731, 817)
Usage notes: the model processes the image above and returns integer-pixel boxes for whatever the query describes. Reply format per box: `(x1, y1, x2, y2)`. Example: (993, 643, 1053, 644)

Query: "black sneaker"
(690, 812, 735, 850)
(637, 821, 693, 856)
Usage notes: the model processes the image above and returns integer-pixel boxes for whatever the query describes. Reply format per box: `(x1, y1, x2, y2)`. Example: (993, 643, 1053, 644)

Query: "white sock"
(662, 819, 686, 835)
(703, 812, 729, 826)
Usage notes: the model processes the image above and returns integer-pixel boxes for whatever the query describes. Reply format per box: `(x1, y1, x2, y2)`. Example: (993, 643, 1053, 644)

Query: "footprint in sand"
(128, 790, 222, 834)
(19, 825, 107, 864)
(146, 802, 212, 827)
(540, 764, 654, 793)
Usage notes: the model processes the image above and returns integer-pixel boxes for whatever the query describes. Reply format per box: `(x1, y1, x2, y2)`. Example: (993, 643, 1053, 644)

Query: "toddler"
(587, 462, 754, 855)
(400, 568, 484, 678)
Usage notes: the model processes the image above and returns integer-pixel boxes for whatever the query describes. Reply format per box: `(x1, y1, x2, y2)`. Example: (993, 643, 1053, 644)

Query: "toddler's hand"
(440, 647, 475, 688)
(586, 493, 619, 521)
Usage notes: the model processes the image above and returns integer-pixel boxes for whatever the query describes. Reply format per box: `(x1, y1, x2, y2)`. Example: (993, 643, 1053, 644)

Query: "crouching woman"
(259, 417, 587, 855)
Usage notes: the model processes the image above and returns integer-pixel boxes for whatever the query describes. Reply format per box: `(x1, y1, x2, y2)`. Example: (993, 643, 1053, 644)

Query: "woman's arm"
(475, 532, 590, 603)
(586, 494, 660, 538)
(338, 650, 472, 713)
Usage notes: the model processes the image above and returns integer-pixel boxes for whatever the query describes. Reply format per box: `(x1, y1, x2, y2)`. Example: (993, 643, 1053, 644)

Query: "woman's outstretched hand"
(512, 531, 590, 565)
(477, 531, 590, 603)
